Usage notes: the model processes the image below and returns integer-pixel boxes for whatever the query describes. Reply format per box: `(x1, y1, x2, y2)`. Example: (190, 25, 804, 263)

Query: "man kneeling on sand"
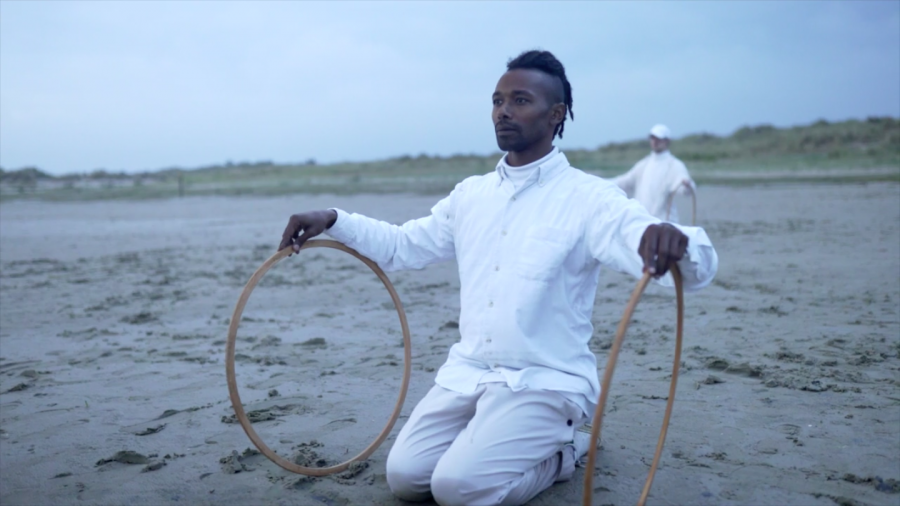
(279, 50, 718, 506)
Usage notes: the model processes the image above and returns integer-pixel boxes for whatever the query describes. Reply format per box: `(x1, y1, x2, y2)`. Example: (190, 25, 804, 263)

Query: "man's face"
(492, 69, 563, 152)
(650, 135, 670, 153)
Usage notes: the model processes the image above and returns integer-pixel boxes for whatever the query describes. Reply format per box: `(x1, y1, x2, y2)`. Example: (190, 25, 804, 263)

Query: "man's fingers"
(279, 216, 301, 251)
(641, 227, 659, 275)
(655, 239, 668, 277)
(279, 233, 295, 252)
(668, 231, 683, 263)
(639, 224, 690, 279)
(292, 228, 316, 253)
(653, 231, 678, 277)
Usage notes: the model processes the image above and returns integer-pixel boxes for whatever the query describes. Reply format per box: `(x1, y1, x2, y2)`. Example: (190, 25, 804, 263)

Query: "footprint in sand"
(95, 450, 150, 466)
(219, 448, 264, 474)
(121, 312, 158, 325)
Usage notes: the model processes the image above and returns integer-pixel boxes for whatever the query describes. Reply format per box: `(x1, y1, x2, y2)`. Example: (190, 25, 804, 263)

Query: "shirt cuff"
(677, 225, 717, 290)
(654, 224, 717, 290)
(672, 179, 695, 195)
(680, 226, 705, 260)
(326, 208, 355, 244)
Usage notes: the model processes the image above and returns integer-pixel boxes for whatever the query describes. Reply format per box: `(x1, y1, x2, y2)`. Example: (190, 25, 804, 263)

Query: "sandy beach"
(1, 182, 899, 506)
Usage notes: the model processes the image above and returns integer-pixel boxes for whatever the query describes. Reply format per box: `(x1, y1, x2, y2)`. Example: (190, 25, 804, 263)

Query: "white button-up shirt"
(613, 150, 696, 223)
(327, 150, 717, 416)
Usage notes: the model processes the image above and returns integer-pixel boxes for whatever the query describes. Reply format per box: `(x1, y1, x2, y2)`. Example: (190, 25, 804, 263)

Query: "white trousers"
(386, 383, 587, 506)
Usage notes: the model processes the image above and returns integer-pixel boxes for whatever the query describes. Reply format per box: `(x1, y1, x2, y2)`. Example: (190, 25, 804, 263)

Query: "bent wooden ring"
(225, 239, 412, 476)
(583, 265, 684, 506)
(666, 190, 697, 226)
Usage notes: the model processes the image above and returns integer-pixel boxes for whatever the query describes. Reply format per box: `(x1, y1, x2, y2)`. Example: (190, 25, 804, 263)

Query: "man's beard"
(495, 131, 531, 152)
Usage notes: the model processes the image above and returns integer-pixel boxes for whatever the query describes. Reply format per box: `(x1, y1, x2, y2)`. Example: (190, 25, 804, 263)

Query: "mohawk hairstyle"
(506, 50, 574, 139)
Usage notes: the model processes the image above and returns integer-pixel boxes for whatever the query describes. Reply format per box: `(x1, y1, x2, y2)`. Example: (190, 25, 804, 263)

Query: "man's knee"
(430, 469, 471, 506)
(430, 465, 497, 506)
(386, 450, 432, 502)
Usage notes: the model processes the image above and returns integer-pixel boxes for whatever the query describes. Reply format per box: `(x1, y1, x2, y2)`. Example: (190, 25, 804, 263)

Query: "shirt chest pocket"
(513, 227, 577, 282)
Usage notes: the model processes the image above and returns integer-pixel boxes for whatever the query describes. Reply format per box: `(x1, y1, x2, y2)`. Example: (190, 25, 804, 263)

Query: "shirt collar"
(495, 148, 569, 186)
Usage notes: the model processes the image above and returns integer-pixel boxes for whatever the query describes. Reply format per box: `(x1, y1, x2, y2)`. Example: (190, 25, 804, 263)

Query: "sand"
(1, 183, 898, 506)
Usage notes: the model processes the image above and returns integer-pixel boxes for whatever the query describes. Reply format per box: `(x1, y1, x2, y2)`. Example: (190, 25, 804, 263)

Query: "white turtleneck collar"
(498, 147, 559, 190)
(650, 149, 671, 160)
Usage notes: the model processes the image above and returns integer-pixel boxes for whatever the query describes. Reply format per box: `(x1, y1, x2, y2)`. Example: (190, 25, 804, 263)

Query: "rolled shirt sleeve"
(587, 182, 717, 291)
(666, 224, 717, 291)
(669, 159, 697, 196)
(325, 188, 458, 272)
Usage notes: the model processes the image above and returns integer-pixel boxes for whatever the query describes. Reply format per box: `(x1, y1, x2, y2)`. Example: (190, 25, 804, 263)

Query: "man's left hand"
(638, 223, 688, 278)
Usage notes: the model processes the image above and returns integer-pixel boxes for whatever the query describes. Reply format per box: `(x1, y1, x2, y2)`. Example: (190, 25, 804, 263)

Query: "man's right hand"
(279, 209, 338, 254)
(638, 223, 688, 278)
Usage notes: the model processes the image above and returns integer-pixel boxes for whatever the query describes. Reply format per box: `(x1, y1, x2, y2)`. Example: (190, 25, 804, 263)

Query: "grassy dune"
(2, 117, 898, 201)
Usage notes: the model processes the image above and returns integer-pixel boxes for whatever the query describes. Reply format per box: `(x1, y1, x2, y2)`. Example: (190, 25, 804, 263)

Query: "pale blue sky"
(1, 1, 898, 175)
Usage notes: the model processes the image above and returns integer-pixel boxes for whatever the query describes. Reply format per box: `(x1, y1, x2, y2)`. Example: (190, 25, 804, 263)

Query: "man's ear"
(549, 103, 566, 127)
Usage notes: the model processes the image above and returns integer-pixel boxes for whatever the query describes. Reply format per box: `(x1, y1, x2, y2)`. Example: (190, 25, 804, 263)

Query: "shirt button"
(539, 180, 544, 187)
(511, 196, 516, 201)
(486, 338, 492, 343)
(493, 363, 500, 368)
(494, 265, 499, 271)
(501, 230, 507, 236)
(488, 301, 494, 308)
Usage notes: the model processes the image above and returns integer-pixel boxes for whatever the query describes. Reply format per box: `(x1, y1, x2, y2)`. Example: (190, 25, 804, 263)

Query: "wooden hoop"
(583, 265, 684, 506)
(225, 239, 412, 476)
(665, 190, 697, 226)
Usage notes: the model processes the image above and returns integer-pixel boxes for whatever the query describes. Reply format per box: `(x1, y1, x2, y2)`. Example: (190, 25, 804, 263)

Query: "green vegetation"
(569, 116, 900, 174)
(2, 117, 898, 202)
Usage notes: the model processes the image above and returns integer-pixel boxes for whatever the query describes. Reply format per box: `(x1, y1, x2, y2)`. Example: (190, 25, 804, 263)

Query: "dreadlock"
(506, 50, 574, 139)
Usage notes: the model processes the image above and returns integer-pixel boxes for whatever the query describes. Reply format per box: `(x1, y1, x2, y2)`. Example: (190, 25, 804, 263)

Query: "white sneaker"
(573, 423, 600, 467)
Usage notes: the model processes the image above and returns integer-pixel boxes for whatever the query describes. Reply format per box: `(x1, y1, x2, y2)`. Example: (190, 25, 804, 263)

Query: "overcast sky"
(1, 1, 898, 175)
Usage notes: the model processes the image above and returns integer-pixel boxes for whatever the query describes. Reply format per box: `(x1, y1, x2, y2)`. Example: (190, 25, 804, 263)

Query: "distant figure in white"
(612, 124, 696, 224)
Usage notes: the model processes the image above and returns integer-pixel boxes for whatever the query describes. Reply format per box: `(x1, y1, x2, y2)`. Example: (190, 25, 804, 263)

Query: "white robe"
(612, 150, 696, 223)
